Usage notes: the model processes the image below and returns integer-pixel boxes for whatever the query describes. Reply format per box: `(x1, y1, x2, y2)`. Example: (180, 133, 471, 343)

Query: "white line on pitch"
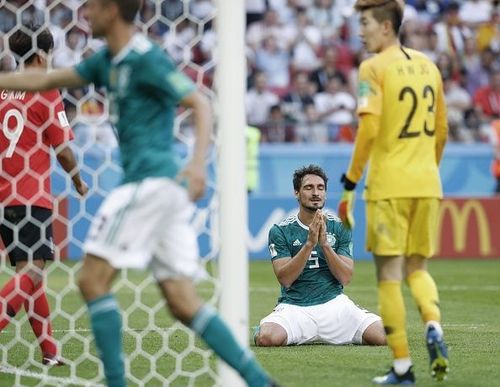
(0, 365, 104, 387)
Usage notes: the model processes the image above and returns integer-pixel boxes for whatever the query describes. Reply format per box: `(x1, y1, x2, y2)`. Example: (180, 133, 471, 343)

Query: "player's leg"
(314, 294, 385, 346)
(361, 321, 386, 346)
(254, 322, 287, 347)
(405, 198, 448, 381)
(372, 255, 415, 385)
(153, 179, 275, 387)
(18, 259, 63, 365)
(367, 200, 415, 384)
(0, 207, 46, 330)
(255, 303, 316, 347)
(158, 278, 274, 387)
(78, 254, 122, 387)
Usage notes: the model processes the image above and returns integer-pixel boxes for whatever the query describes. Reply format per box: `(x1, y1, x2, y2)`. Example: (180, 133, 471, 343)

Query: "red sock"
(25, 283, 57, 357)
(0, 274, 35, 330)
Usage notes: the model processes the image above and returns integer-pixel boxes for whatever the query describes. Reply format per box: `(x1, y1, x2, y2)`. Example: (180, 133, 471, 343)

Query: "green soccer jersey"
(74, 34, 196, 184)
(268, 212, 353, 306)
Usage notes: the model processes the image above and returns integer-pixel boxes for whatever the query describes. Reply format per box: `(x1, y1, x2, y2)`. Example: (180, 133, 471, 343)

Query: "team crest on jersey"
(326, 233, 336, 246)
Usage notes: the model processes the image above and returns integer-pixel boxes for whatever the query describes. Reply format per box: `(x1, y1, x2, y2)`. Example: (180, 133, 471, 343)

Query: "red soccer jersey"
(0, 89, 74, 209)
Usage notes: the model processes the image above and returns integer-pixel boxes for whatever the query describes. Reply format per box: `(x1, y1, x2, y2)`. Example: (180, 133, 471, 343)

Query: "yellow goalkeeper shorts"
(366, 198, 440, 257)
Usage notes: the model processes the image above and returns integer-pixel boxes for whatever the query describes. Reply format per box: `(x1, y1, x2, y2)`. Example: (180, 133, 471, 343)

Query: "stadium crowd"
(1, 0, 499, 145)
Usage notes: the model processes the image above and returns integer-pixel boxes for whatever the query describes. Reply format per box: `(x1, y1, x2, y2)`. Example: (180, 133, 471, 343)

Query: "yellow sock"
(407, 270, 441, 323)
(378, 280, 410, 359)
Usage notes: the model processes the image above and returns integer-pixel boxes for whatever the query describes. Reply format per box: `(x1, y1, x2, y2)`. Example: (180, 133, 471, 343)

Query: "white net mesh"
(0, 1, 219, 386)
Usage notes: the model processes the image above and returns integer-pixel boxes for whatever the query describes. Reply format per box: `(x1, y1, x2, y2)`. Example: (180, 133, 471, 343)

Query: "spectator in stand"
(433, 1, 471, 59)
(246, 71, 280, 129)
(53, 27, 86, 68)
(246, 0, 268, 26)
(309, 47, 344, 93)
(443, 76, 473, 142)
(246, 9, 287, 52)
(190, 0, 215, 21)
(295, 102, 327, 143)
(262, 104, 296, 143)
(314, 73, 356, 142)
(476, 8, 500, 52)
(458, 0, 492, 28)
(254, 35, 291, 90)
(163, 19, 196, 64)
(465, 47, 499, 96)
(286, 7, 322, 72)
(435, 52, 461, 82)
(161, 0, 184, 22)
(421, 29, 440, 63)
(307, 0, 342, 42)
(282, 72, 315, 123)
(474, 69, 500, 123)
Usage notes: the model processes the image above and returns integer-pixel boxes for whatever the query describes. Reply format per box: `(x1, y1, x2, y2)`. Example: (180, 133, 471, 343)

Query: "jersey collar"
(111, 33, 140, 65)
(295, 214, 309, 231)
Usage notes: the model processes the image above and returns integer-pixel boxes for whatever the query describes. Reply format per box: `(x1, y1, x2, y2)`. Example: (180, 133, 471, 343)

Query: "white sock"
(425, 320, 443, 336)
(393, 358, 412, 375)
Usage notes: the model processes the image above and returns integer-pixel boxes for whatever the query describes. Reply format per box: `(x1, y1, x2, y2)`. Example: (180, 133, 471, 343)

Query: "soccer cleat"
(426, 326, 449, 381)
(42, 355, 67, 366)
(372, 367, 415, 385)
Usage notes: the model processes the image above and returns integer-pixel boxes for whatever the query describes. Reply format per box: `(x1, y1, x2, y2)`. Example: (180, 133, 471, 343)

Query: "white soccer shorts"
(259, 294, 381, 345)
(84, 177, 206, 281)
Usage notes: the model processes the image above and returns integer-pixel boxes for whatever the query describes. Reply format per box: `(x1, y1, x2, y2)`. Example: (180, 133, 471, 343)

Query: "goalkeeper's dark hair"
(354, 0, 404, 35)
(293, 165, 328, 191)
(8, 24, 54, 65)
(103, 0, 141, 23)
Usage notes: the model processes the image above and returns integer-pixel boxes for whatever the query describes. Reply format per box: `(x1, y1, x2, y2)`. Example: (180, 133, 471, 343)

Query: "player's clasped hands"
(308, 210, 326, 246)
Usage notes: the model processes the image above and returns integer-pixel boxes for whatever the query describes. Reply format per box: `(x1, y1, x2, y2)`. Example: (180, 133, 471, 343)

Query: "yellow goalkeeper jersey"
(348, 45, 448, 201)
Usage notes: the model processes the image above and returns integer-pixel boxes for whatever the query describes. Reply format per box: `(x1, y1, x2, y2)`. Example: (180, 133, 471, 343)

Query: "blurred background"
(1, 0, 498, 260)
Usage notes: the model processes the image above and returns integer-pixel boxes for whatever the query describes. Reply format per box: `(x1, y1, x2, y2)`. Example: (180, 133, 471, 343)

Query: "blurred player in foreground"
(337, 0, 449, 384)
(0, 1, 276, 386)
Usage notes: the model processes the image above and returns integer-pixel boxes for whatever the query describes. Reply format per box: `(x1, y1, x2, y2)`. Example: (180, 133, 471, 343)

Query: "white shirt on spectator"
(314, 91, 356, 126)
(245, 89, 280, 127)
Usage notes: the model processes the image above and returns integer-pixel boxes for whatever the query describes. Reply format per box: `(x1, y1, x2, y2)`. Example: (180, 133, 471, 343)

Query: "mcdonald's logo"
(436, 199, 492, 256)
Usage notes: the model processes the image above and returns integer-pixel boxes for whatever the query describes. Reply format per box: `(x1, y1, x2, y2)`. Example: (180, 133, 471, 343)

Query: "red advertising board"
(437, 198, 500, 259)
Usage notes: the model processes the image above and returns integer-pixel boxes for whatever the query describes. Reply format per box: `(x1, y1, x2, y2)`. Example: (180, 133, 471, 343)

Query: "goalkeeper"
(337, 0, 449, 384)
(254, 165, 386, 347)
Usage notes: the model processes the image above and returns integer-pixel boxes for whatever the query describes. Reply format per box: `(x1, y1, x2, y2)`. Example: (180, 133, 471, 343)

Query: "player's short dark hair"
(293, 165, 328, 192)
(8, 24, 54, 65)
(104, 0, 141, 23)
(354, 0, 404, 35)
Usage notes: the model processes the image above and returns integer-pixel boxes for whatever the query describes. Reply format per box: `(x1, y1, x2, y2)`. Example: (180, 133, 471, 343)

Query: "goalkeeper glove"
(338, 174, 356, 229)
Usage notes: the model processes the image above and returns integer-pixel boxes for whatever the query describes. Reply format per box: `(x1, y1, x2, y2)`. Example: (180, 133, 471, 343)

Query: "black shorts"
(0, 206, 54, 266)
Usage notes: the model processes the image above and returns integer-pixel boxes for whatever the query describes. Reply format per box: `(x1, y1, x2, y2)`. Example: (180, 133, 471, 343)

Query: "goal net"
(0, 1, 221, 386)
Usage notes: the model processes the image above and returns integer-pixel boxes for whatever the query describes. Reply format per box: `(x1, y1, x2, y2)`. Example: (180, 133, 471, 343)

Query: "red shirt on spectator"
(474, 85, 500, 118)
(0, 89, 74, 209)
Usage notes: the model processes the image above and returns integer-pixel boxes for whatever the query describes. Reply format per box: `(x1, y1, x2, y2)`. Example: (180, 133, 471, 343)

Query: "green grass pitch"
(0, 259, 499, 386)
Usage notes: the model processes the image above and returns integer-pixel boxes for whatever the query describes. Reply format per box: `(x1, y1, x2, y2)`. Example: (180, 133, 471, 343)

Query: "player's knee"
(362, 320, 387, 346)
(255, 326, 286, 347)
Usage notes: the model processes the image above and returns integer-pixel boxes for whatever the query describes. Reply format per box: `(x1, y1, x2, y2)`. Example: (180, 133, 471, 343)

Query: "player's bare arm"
(177, 91, 212, 201)
(271, 210, 321, 288)
(0, 67, 87, 92)
(55, 145, 88, 196)
(318, 213, 353, 285)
